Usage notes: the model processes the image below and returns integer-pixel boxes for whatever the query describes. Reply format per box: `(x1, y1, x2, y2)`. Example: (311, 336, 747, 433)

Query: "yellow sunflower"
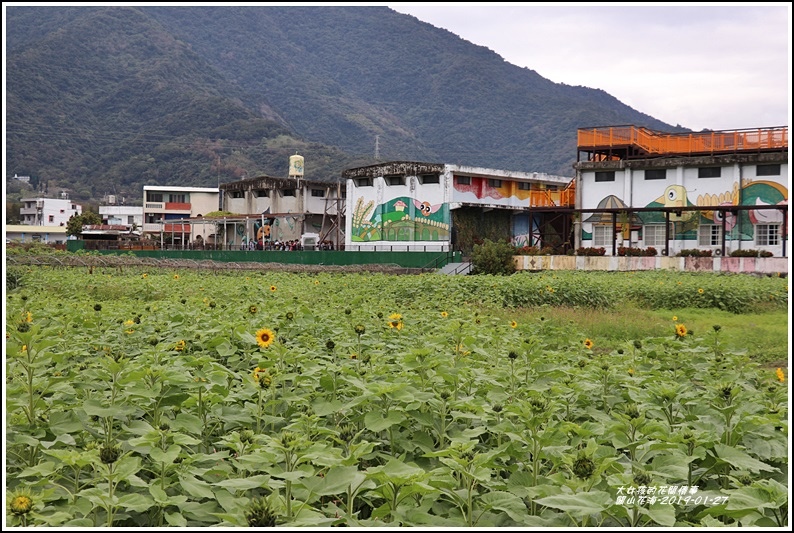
(256, 328, 275, 348)
(776, 367, 785, 383)
(174, 339, 186, 351)
(672, 315, 678, 322)
(675, 323, 688, 338)
(440, 311, 449, 318)
(270, 285, 277, 292)
(510, 320, 518, 328)
(698, 288, 704, 294)
(584, 338, 594, 350)
(142, 273, 148, 279)
(173, 274, 179, 280)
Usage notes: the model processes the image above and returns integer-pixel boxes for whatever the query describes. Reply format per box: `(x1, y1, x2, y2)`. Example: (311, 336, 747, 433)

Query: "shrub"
(617, 246, 658, 257)
(472, 238, 517, 275)
(576, 247, 606, 256)
(678, 249, 713, 257)
(513, 245, 554, 256)
(729, 249, 774, 258)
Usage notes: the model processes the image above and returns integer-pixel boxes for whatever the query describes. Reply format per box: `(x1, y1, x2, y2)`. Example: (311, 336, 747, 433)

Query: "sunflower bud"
(572, 452, 595, 480)
(100, 444, 121, 464)
(245, 496, 278, 527)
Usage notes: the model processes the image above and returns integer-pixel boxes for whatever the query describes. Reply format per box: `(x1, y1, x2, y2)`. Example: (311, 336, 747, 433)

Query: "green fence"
(66, 241, 460, 269)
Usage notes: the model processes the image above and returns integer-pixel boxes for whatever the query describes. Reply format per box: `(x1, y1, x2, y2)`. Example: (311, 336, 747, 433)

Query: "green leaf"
(179, 475, 216, 499)
(724, 486, 776, 512)
(150, 444, 181, 465)
(165, 511, 188, 527)
(535, 491, 612, 516)
(364, 410, 405, 432)
(477, 491, 528, 522)
(117, 492, 154, 512)
(213, 474, 270, 490)
(713, 444, 778, 473)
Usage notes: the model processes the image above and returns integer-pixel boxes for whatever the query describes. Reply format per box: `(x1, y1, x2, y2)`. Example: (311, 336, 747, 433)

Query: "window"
(592, 225, 613, 247)
(48, 215, 55, 223)
(644, 169, 667, 180)
(356, 178, 373, 187)
(644, 224, 669, 246)
(255, 189, 269, 198)
(311, 188, 325, 197)
(456, 176, 471, 185)
(757, 164, 781, 176)
(698, 224, 722, 246)
(385, 175, 404, 186)
(420, 174, 440, 184)
(698, 167, 721, 178)
(60, 209, 65, 213)
(594, 171, 615, 182)
(756, 224, 780, 246)
(231, 191, 244, 199)
(282, 189, 295, 197)
(170, 194, 186, 203)
(147, 192, 163, 202)
(488, 179, 503, 188)
(517, 182, 532, 190)
(128, 216, 135, 224)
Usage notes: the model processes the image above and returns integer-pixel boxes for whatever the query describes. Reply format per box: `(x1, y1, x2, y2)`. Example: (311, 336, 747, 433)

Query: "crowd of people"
(249, 239, 336, 251)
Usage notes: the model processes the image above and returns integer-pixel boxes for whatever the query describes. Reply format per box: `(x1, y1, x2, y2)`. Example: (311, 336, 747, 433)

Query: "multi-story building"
(19, 196, 82, 226)
(142, 185, 219, 247)
(342, 162, 574, 252)
(99, 204, 143, 229)
(574, 125, 788, 257)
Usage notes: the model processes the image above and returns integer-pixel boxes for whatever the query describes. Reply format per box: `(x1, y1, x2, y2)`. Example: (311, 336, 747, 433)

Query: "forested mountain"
(6, 6, 684, 203)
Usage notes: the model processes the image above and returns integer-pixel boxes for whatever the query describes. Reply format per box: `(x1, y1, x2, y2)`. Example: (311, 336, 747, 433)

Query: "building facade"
(574, 126, 789, 257)
(219, 175, 345, 249)
(142, 186, 219, 247)
(343, 162, 574, 252)
(99, 205, 143, 229)
(19, 196, 82, 226)
(5, 224, 69, 244)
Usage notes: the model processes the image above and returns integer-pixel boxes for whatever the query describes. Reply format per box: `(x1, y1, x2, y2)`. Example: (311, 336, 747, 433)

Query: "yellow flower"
(388, 313, 403, 330)
(672, 316, 678, 322)
(173, 274, 179, 280)
(124, 319, 135, 326)
(314, 280, 320, 285)
(21, 345, 27, 353)
(256, 328, 275, 348)
(24, 311, 32, 323)
(388, 313, 402, 321)
(698, 288, 704, 294)
(776, 368, 785, 383)
(350, 353, 358, 360)
(142, 273, 148, 278)
(253, 366, 272, 388)
(628, 368, 635, 376)
(248, 305, 258, 314)
(584, 338, 594, 350)
(440, 311, 448, 318)
(675, 323, 688, 338)
(510, 320, 518, 328)
(270, 285, 277, 292)
(174, 339, 186, 351)
(9, 493, 33, 516)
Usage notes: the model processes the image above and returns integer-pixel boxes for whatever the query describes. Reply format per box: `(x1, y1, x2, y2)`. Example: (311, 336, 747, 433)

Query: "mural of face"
(663, 185, 688, 209)
(413, 199, 442, 216)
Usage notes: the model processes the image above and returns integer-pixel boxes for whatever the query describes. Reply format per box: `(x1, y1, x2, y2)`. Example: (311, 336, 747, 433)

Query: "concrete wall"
(514, 255, 788, 274)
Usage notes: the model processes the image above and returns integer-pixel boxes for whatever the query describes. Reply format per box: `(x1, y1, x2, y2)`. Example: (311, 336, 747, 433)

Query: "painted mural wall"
(579, 163, 788, 254)
(347, 176, 451, 248)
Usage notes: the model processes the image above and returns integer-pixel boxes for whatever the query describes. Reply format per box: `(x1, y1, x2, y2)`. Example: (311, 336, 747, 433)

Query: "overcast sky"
(389, 2, 791, 132)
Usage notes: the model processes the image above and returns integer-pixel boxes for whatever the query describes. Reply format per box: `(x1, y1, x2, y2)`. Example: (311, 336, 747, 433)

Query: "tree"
(65, 210, 102, 237)
(471, 238, 517, 275)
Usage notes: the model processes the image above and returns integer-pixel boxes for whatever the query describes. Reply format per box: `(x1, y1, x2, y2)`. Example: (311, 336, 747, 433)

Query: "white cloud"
(389, 3, 791, 131)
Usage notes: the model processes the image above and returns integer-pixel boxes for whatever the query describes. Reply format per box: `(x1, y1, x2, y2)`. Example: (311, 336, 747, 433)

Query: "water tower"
(289, 153, 304, 186)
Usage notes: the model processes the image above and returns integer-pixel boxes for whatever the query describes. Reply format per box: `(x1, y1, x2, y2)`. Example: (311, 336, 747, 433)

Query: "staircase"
(437, 261, 472, 275)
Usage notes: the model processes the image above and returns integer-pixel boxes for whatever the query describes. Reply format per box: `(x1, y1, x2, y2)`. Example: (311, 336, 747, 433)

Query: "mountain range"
(6, 5, 686, 203)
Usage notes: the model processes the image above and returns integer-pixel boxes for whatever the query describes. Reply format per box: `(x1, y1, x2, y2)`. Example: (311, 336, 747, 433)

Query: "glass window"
(169, 194, 186, 203)
(147, 192, 163, 202)
(282, 189, 295, 197)
(311, 189, 325, 197)
(756, 164, 781, 176)
(517, 182, 532, 190)
(256, 189, 269, 198)
(385, 175, 404, 186)
(698, 224, 722, 246)
(356, 178, 373, 187)
(595, 171, 615, 182)
(593, 225, 612, 247)
(698, 167, 721, 178)
(456, 176, 471, 185)
(644, 169, 667, 180)
(756, 224, 780, 246)
(488, 179, 503, 188)
(644, 224, 669, 246)
(420, 174, 440, 184)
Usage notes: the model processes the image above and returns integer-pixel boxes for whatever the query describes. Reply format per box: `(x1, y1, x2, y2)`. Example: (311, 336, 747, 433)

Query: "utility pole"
(375, 135, 380, 160)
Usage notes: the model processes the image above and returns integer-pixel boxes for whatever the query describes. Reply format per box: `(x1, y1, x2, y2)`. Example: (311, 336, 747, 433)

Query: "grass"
(498, 304, 789, 367)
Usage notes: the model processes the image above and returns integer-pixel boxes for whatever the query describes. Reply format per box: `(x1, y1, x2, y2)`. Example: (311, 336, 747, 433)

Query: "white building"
(575, 125, 789, 257)
(142, 185, 220, 247)
(19, 196, 82, 226)
(99, 204, 143, 229)
(343, 161, 574, 252)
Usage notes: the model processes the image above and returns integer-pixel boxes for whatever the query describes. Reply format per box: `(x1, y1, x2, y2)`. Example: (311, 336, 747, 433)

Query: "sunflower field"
(4, 266, 789, 527)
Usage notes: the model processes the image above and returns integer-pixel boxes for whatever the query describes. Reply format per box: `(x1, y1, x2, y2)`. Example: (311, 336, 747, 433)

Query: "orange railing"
(578, 125, 788, 156)
(526, 180, 576, 208)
